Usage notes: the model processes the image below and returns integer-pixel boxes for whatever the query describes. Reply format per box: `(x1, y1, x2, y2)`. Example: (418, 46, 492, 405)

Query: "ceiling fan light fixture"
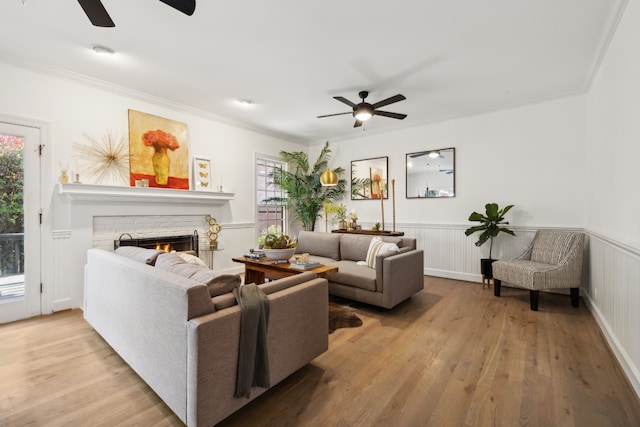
(354, 105, 373, 121)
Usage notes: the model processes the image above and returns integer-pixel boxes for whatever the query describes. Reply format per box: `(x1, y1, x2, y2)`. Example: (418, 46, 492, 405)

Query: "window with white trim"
(256, 156, 286, 244)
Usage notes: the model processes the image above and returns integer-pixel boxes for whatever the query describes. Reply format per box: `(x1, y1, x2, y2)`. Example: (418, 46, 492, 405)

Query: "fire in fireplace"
(114, 231, 199, 256)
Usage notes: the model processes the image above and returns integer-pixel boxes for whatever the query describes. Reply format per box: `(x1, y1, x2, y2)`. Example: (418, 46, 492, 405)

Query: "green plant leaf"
(468, 212, 485, 222)
(465, 203, 516, 254)
(267, 141, 346, 231)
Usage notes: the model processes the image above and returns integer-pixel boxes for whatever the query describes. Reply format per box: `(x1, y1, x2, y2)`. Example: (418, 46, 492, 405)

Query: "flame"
(156, 243, 172, 252)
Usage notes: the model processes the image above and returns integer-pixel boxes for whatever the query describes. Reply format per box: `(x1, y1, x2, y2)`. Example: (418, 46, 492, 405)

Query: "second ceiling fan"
(317, 91, 407, 128)
(77, 0, 196, 27)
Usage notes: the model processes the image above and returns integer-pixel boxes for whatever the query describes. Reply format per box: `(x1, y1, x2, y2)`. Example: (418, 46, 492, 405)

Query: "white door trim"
(0, 115, 53, 321)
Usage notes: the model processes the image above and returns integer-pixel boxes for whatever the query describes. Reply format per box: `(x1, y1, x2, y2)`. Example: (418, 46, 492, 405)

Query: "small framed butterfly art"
(193, 157, 213, 191)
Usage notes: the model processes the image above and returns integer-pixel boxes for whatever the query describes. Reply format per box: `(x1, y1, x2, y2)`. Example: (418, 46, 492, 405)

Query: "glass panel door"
(0, 123, 41, 323)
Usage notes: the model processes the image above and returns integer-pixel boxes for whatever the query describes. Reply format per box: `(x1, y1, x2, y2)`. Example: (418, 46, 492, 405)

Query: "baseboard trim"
(583, 293, 640, 400)
(52, 298, 73, 313)
(425, 268, 479, 283)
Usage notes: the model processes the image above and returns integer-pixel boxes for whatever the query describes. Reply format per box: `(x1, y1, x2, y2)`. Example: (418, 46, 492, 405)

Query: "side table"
(200, 248, 223, 269)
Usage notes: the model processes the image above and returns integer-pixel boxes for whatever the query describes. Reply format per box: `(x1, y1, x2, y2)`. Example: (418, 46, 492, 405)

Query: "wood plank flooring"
(1, 276, 639, 426)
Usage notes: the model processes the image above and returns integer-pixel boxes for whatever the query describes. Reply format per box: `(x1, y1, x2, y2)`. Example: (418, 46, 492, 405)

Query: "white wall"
(0, 61, 304, 312)
(584, 0, 640, 397)
(586, 3, 640, 251)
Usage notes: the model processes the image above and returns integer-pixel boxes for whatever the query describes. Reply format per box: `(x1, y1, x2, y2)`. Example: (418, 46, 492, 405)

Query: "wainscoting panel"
(394, 223, 540, 282)
(51, 230, 73, 312)
(584, 231, 640, 397)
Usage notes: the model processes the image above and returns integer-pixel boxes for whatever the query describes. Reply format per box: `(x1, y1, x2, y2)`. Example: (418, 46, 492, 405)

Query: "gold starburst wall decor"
(73, 131, 130, 185)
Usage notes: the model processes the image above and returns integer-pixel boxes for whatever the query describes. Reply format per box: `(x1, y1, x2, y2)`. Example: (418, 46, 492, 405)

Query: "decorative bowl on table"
(263, 248, 296, 261)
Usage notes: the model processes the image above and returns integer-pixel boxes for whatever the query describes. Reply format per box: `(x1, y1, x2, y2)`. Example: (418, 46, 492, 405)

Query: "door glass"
(0, 134, 24, 301)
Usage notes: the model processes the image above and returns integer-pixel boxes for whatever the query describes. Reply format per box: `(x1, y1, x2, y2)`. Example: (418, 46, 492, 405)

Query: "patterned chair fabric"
(492, 230, 584, 311)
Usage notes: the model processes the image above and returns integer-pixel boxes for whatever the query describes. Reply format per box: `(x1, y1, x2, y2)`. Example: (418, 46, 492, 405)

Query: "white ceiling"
(0, 0, 626, 144)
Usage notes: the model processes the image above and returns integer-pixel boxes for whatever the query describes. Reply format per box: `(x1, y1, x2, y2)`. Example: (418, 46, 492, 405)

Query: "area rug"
(328, 302, 363, 334)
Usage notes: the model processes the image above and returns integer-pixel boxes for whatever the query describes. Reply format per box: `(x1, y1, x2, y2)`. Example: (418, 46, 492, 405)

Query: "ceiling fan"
(77, 0, 196, 27)
(317, 91, 407, 128)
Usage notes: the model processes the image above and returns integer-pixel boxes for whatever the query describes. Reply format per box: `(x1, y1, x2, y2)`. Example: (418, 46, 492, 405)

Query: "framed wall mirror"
(406, 148, 455, 198)
(351, 156, 388, 200)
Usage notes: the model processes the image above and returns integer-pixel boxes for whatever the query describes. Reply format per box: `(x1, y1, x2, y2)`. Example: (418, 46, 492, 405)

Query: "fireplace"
(114, 231, 199, 256)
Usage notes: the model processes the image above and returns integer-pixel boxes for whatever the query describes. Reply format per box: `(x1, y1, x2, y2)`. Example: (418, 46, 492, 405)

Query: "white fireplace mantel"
(56, 183, 234, 205)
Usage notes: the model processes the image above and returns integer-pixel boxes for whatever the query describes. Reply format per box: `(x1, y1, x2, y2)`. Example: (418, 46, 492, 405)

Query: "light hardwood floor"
(1, 276, 639, 426)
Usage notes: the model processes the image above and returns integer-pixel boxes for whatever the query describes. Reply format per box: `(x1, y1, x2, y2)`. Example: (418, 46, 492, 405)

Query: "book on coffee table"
(289, 261, 323, 270)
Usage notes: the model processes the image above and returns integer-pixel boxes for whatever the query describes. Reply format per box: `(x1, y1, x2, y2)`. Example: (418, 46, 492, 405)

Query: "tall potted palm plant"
(265, 141, 346, 231)
(464, 203, 515, 278)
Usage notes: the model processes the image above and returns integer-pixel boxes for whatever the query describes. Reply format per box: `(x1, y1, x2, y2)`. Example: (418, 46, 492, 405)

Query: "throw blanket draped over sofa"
(84, 247, 328, 426)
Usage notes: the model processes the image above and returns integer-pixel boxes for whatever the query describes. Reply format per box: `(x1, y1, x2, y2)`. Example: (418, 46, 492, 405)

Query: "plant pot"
(480, 258, 497, 278)
(263, 248, 296, 261)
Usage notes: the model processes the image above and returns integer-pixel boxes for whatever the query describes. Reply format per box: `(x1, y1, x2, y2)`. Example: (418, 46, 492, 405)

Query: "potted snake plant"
(464, 203, 516, 278)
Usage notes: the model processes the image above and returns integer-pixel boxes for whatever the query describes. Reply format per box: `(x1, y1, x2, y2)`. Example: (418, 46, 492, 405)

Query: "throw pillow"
(176, 251, 209, 268)
(365, 237, 399, 269)
(114, 246, 165, 265)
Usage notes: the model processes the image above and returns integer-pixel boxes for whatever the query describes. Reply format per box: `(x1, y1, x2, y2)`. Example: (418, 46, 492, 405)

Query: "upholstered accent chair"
(492, 230, 585, 311)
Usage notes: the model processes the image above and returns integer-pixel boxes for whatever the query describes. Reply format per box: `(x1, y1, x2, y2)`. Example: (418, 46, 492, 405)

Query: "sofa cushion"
(114, 246, 165, 265)
(296, 231, 341, 260)
(339, 234, 374, 261)
(326, 261, 377, 292)
(156, 252, 241, 297)
(365, 237, 399, 268)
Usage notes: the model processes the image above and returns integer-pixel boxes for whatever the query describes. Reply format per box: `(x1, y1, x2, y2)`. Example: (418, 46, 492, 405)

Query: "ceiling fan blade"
(317, 112, 352, 118)
(373, 110, 407, 120)
(409, 152, 428, 158)
(77, 0, 115, 27)
(354, 120, 363, 128)
(334, 96, 357, 108)
(318, 111, 353, 119)
(158, 0, 196, 16)
(371, 94, 406, 109)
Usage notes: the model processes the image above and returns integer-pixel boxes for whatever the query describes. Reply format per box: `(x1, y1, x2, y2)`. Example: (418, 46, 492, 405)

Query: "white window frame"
(255, 155, 287, 243)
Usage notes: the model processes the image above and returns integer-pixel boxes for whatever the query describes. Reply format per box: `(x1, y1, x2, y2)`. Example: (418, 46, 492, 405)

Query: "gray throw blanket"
(232, 284, 271, 398)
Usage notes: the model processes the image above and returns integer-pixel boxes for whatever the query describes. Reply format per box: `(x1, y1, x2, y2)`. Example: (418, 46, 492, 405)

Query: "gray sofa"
(295, 231, 424, 309)
(84, 248, 328, 427)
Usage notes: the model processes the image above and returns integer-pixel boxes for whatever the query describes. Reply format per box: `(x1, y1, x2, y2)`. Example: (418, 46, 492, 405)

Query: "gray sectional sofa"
(295, 231, 424, 309)
(84, 247, 328, 427)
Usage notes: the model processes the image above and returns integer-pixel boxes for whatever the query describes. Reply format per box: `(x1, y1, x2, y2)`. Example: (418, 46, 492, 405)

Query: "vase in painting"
(152, 147, 170, 185)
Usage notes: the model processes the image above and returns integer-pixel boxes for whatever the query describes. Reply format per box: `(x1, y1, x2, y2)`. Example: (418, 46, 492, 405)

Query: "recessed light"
(92, 45, 115, 55)
(237, 99, 254, 106)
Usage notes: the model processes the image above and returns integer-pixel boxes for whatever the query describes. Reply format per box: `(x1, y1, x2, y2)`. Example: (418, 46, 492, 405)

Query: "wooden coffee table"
(232, 256, 338, 285)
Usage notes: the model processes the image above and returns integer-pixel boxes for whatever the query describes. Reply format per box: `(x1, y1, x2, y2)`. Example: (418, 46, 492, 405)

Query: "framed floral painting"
(193, 157, 212, 191)
(128, 109, 189, 189)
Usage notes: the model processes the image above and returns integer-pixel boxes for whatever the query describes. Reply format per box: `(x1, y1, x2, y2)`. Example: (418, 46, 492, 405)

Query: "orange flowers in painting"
(142, 129, 180, 151)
